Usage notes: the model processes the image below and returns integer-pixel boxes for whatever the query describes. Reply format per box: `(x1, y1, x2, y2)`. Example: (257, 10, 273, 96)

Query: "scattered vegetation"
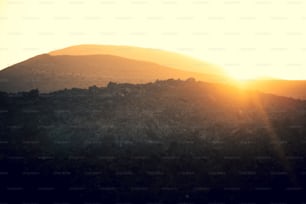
(0, 78, 306, 203)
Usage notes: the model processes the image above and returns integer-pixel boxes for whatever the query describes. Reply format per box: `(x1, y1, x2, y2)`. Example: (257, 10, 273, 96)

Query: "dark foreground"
(0, 79, 306, 203)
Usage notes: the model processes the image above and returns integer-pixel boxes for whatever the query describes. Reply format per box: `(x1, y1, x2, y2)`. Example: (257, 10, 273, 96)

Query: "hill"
(49, 44, 226, 76)
(0, 54, 227, 93)
(1, 44, 305, 99)
(0, 79, 306, 202)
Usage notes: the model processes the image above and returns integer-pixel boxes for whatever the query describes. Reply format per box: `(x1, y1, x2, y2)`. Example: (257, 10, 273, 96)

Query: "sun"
(226, 71, 255, 81)
(230, 74, 252, 81)
(225, 67, 267, 81)
(226, 71, 261, 89)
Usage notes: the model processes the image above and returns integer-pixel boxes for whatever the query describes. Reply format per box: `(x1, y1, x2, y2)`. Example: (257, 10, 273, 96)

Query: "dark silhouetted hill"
(0, 79, 306, 203)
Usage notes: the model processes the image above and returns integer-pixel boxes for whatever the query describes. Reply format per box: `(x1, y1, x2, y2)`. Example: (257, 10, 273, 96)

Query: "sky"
(0, 0, 306, 80)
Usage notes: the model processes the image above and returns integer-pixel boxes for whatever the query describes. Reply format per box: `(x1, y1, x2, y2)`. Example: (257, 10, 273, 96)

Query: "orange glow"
(0, 0, 306, 80)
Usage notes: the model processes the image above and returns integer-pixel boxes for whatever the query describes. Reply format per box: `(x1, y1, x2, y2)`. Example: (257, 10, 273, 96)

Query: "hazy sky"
(1, 0, 306, 79)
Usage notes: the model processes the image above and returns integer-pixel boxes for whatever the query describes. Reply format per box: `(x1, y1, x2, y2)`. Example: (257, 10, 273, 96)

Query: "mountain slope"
(0, 54, 226, 92)
(1, 79, 306, 202)
(49, 44, 226, 76)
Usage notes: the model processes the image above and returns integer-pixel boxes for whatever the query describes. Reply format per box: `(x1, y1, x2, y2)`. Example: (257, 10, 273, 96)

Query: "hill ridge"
(0, 54, 227, 93)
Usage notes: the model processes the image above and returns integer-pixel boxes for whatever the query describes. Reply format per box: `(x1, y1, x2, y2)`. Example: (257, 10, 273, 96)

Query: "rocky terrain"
(0, 78, 306, 203)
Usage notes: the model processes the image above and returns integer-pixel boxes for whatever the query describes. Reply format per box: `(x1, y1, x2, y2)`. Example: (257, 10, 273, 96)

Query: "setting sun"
(227, 71, 262, 81)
